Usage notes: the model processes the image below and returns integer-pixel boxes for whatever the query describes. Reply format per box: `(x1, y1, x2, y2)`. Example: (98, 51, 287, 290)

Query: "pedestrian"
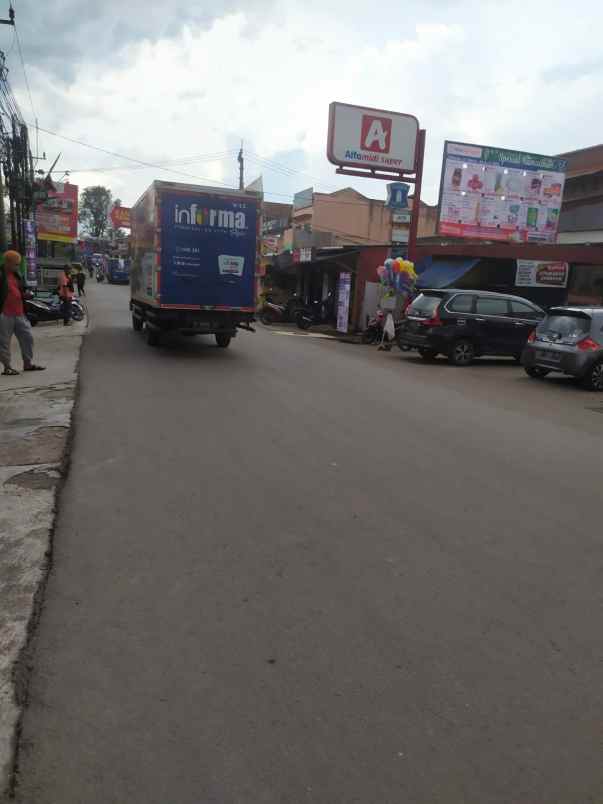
(0, 249, 45, 376)
(58, 264, 74, 326)
(75, 264, 86, 297)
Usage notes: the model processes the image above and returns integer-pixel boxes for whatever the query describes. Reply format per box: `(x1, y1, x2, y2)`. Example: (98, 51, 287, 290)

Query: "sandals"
(23, 364, 46, 372)
(2, 367, 19, 376)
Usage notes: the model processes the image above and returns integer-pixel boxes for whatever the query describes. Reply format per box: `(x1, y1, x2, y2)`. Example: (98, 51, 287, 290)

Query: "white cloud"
(9, 0, 603, 207)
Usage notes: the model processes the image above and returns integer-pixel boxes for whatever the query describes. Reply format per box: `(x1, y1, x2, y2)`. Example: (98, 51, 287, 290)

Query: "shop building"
(557, 144, 603, 245)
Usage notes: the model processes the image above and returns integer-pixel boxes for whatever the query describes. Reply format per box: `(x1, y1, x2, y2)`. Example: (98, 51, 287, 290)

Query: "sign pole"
(407, 129, 425, 264)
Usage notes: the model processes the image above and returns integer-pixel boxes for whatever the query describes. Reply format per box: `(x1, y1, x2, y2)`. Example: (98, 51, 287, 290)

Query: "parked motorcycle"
(362, 310, 385, 344)
(26, 294, 85, 326)
(259, 294, 303, 325)
(96, 269, 105, 282)
(295, 292, 335, 330)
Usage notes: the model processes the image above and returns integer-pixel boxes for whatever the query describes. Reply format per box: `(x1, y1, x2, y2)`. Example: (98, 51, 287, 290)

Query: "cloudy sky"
(5, 0, 603, 207)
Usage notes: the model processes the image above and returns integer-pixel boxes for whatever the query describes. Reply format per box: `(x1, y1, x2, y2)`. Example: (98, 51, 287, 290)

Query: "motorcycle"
(96, 269, 105, 282)
(362, 310, 385, 344)
(259, 294, 303, 325)
(26, 294, 85, 326)
(295, 292, 335, 330)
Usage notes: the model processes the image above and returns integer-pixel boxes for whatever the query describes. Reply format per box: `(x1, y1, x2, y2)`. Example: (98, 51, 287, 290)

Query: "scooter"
(259, 294, 303, 325)
(295, 292, 335, 330)
(26, 294, 85, 326)
(362, 310, 385, 344)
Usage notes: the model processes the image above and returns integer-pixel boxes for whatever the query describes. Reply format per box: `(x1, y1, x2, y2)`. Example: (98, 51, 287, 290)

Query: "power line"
(31, 123, 238, 188)
(14, 24, 34, 122)
(63, 150, 237, 174)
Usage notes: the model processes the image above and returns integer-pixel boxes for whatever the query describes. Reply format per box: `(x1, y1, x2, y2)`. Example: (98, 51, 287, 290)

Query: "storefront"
(414, 242, 603, 309)
(265, 245, 389, 331)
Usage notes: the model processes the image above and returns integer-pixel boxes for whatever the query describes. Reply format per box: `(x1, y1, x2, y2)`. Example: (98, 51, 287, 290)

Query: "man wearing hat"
(0, 249, 45, 376)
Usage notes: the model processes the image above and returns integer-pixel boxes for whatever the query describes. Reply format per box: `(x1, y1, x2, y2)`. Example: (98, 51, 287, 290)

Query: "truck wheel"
(132, 314, 143, 332)
(146, 326, 161, 346)
(215, 334, 231, 348)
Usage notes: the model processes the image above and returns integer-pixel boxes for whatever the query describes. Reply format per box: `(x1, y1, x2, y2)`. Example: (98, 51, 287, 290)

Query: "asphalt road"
(16, 282, 603, 804)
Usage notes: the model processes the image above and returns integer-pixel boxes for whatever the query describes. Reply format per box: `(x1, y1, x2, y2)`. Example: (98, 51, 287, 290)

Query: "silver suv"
(521, 306, 603, 390)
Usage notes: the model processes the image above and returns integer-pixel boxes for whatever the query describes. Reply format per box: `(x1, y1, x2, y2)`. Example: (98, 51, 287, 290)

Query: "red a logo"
(360, 115, 392, 153)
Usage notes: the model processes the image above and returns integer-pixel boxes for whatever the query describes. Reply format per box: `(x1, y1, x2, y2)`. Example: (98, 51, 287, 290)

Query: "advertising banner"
(327, 102, 419, 173)
(159, 192, 257, 308)
(437, 142, 567, 243)
(37, 182, 78, 243)
(24, 219, 37, 285)
(336, 271, 352, 333)
(110, 205, 132, 229)
(515, 260, 569, 287)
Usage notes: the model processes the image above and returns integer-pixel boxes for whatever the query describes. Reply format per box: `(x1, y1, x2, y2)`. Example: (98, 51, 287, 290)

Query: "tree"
(79, 186, 112, 238)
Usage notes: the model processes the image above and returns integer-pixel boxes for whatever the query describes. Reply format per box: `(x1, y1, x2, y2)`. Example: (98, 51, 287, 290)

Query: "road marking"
(269, 330, 335, 339)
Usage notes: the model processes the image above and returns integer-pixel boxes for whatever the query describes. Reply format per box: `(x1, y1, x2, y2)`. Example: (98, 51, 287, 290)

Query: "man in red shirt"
(0, 250, 45, 375)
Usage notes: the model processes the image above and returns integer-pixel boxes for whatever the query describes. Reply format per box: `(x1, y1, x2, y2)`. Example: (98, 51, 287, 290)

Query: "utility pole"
(0, 166, 6, 251)
(238, 141, 244, 191)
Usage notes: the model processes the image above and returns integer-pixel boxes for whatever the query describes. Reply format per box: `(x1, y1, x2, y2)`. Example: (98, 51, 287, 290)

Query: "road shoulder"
(0, 318, 86, 799)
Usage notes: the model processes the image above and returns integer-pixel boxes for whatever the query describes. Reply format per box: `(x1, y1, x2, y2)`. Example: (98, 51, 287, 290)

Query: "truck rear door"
(159, 192, 257, 309)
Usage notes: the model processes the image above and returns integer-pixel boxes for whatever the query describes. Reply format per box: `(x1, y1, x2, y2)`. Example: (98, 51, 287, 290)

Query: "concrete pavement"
(11, 282, 603, 804)
(0, 313, 86, 798)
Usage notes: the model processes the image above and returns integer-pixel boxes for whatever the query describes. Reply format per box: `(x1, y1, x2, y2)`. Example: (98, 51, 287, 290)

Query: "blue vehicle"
(130, 181, 261, 347)
(107, 257, 130, 284)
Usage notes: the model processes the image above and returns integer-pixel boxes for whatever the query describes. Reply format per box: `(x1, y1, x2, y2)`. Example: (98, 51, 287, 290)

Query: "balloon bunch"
(376, 257, 417, 299)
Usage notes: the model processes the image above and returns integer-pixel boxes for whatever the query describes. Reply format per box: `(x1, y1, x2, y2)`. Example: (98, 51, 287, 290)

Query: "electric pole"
(238, 141, 244, 191)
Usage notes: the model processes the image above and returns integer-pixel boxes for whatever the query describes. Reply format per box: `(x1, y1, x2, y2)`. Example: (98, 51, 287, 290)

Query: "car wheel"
(215, 334, 231, 348)
(448, 339, 475, 366)
(582, 361, 603, 391)
(525, 366, 550, 379)
(419, 348, 438, 361)
(132, 314, 143, 332)
(28, 316, 38, 327)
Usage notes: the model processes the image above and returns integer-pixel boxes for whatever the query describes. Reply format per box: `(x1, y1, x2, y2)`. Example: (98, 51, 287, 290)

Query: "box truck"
(130, 181, 260, 347)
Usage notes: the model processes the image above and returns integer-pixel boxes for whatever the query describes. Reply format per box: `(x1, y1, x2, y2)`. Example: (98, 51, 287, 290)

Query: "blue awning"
(416, 258, 480, 289)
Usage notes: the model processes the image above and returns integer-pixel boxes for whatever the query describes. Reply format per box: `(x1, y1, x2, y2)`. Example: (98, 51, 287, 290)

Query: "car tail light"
(527, 330, 536, 343)
(423, 305, 442, 327)
(577, 336, 600, 351)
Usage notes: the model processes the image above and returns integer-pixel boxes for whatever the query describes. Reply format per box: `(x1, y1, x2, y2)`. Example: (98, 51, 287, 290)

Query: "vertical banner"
(24, 219, 37, 285)
(336, 271, 352, 333)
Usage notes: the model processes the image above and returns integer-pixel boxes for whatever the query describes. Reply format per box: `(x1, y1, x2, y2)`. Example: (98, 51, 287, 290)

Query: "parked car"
(521, 306, 603, 390)
(397, 289, 545, 365)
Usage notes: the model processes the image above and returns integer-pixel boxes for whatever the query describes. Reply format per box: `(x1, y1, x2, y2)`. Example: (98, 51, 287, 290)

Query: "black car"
(397, 290, 545, 365)
(522, 306, 603, 390)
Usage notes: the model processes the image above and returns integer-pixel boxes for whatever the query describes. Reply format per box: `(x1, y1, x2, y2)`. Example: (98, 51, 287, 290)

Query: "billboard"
(110, 205, 132, 229)
(327, 102, 419, 173)
(437, 142, 567, 243)
(36, 182, 78, 243)
(515, 260, 569, 288)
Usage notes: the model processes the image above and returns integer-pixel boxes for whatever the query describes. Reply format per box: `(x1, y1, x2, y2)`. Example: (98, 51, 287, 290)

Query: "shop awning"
(416, 258, 480, 289)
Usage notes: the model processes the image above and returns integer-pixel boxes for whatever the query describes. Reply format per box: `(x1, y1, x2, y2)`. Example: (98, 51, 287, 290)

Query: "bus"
(107, 257, 130, 284)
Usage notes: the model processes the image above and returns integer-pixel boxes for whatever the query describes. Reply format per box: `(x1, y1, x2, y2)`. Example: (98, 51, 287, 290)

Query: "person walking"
(75, 264, 86, 297)
(58, 264, 74, 326)
(0, 250, 45, 376)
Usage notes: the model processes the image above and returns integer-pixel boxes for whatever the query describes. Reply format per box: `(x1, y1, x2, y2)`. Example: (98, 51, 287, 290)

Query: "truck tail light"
(577, 336, 600, 351)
